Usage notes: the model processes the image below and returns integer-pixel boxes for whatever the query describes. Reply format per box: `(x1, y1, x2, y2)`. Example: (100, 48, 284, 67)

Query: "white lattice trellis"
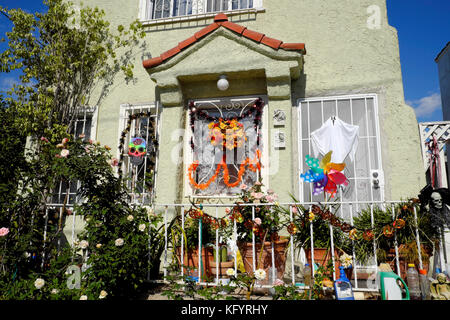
(419, 121, 450, 188)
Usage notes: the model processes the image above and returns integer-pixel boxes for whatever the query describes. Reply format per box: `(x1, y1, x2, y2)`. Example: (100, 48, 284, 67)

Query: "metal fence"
(151, 200, 429, 292)
(44, 200, 434, 293)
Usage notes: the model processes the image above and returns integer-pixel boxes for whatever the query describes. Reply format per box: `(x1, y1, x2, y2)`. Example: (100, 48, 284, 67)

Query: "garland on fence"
(117, 111, 159, 180)
(287, 202, 413, 242)
(184, 200, 417, 243)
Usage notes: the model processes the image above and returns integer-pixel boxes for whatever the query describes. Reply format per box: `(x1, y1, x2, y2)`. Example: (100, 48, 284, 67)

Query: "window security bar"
(144, 0, 255, 21)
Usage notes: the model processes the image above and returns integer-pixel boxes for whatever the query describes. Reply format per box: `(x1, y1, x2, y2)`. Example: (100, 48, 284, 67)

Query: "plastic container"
(418, 269, 430, 300)
(406, 264, 421, 300)
(379, 271, 410, 300)
(334, 266, 354, 300)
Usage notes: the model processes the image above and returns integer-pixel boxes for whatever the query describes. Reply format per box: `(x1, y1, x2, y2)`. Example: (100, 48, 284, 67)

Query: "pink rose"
(267, 189, 275, 194)
(40, 137, 49, 143)
(60, 149, 70, 157)
(254, 181, 262, 186)
(0, 227, 9, 237)
(273, 279, 284, 286)
(109, 158, 119, 167)
(225, 208, 231, 214)
(62, 138, 69, 145)
(254, 192, 264, 199)
(291, 206, 298, 214)
(78, 134, 85, 139)
(55, 154, 62, 158)
(265, 195, 274, 203)
(240, 184, 248, 190)
(254, 218, 262, 225)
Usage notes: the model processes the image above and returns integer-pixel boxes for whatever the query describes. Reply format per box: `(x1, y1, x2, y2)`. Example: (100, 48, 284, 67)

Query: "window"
(118, 103, 160, 205)
(51, 107, 97, 205)
(140, 0, 261, 21)
(185, 96, 267, 197)
(298, 94, 384, 219)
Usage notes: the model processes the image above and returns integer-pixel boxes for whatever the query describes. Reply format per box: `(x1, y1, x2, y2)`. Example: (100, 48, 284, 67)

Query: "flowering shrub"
(0, 134, 164, 300)
(229, 182, 289, 243)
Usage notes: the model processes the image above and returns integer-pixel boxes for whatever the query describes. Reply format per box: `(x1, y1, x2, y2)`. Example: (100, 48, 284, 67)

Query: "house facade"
(66, 0, 425, 219)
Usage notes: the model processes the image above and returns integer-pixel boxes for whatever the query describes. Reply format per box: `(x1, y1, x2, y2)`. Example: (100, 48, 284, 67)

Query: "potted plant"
(288, 202, 353, 278)
(351, 201, 437, 279)
(173, 208, 216, 279)
(228, 182, 290, 283)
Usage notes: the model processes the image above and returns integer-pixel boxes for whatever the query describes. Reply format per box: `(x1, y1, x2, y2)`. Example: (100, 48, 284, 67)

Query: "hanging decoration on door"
(187, 98, 264, 190)
(300, 150, 348, 197)
(208, 118, 246, 150)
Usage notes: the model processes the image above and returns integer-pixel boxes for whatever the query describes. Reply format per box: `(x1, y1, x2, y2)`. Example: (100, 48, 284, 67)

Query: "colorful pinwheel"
(300, 151, 349, 197)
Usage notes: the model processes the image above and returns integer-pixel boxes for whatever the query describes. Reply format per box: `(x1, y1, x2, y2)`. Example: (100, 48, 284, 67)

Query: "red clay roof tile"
(194, 22, 220, 40)
(222, 20, 247, 35)
(143, 56, 163, 68)
(143, 13, 306, 69)
(160, 46, 181, 61)
(178, 36, 197, 50)
(214, 12, 228, 22)
(280, 43, 306, 51)
(260, 36, 283, 50)
(242, 28, 265, 43)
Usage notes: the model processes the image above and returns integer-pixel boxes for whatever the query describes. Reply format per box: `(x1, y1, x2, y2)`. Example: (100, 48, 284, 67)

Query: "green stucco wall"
(74, 0, 426, 205)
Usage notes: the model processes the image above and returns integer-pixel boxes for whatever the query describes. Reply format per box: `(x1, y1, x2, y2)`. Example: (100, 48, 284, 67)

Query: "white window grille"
(51, 107, 97, 205)
(185, 96, 268, 198)
(297, 94, 384, 220)
(140, 0, 261, 21)
(118, 103, 160, 205)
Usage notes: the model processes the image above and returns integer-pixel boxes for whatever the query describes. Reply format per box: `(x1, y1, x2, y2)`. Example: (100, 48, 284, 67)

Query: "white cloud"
(407, 92, 442, 118)
(0, 77, 19, 92)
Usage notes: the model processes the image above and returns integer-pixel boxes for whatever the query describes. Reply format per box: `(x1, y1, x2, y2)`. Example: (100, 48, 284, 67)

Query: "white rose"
(60, 149, 70, 157)
(79, 295, 88, 300)
(79, 240, 89, 249)
(51, 288, 60, 294)
(254, 269, 267, 281)
(99, 290, 108, 299)
(226, 268, 236, 277)
(96, 243, 102, 249)
(34, 278, 45, 290)
(138, 224, 146, 232)
(127, 215, 134, 222)
(115, 238, 124, 247)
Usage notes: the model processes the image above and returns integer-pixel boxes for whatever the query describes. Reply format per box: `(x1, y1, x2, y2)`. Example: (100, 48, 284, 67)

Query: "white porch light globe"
(217, 75, 229, 91)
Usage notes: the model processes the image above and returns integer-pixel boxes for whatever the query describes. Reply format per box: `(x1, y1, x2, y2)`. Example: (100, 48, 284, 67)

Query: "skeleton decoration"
(128, 137, 146, 166)
(419, 186, 450, 232)
(431, 191, 443, 210)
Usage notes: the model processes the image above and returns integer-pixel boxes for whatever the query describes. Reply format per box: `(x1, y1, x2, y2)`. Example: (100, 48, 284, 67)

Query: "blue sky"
(1, 0, 449, 123)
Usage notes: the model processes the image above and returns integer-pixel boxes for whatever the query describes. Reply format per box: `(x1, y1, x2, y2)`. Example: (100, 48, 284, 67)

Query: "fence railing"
(43, 200, 437, 293)
(150, 200, 430, 292)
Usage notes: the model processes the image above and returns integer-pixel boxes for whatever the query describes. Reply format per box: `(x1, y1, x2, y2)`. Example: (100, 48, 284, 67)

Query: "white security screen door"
(298, 94, 384, 220)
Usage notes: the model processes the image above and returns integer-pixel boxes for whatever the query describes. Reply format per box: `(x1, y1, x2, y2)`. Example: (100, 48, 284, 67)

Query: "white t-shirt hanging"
(310, 117, 359, 163)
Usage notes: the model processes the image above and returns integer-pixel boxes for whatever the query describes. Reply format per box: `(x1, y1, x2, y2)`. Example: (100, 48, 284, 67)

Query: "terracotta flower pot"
(210, 260, 235, 278)
(305, 248, 341, 277)
(176, 246, 214, 278)
(237, 238, 289, 282)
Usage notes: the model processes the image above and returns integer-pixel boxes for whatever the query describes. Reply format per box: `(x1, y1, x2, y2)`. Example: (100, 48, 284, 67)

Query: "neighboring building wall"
(436, 42, 450, 185)
(77, 0, 425, 204)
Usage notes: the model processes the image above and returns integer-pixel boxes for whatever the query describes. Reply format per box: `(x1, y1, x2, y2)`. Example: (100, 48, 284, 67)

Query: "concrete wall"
(76, 0, 426, 204)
